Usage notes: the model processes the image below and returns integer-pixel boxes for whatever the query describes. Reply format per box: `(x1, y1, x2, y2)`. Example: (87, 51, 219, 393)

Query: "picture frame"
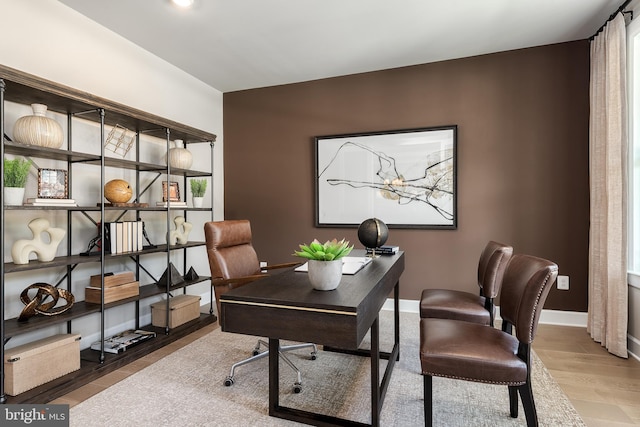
(162, 181, 181, 202)
(37, 168, 68, 199)
(315, 125, 457, 229)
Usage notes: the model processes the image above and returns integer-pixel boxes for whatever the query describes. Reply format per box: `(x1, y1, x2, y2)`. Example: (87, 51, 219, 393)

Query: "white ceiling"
(58, 0, 625, 93)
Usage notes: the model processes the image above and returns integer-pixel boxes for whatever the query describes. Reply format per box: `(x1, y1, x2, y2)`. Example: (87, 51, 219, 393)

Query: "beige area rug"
(70, 312, 585, 426)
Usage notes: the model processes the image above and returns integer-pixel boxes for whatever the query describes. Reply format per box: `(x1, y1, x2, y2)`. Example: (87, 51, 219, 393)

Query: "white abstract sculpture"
(167, 216, 192, 245)
(11, 218, 66, 264)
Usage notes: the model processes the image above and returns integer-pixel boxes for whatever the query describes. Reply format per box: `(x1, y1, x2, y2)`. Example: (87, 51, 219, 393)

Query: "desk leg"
(371, 316, 380, 427)
(268, 338, 280, 416)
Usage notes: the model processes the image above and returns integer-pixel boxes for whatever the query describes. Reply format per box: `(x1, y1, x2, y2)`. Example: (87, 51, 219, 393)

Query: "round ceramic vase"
(307, 259, 343, 291)
(13, 104, 64, 149)
(165, 139, 193, 169)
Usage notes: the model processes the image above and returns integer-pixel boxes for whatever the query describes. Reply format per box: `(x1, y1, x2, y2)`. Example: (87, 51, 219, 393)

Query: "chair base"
(224, 339, 317, 393)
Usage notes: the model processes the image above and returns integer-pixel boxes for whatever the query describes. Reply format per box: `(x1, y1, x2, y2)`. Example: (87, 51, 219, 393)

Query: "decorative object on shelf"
(151, 294, 201, 328)
(158, 262, 186, 287)
(184, 266, 200, 281)
(168, 215, 193, 245)
(293, 239, 353, 291)
(104, 124, 136, 157)
(140, 217, 157, 249)
(90, 329, 155, 354)
(11, 218, 66, 264)
(12, 103, 64, 149)
(3, 157, 31, 205)
(165, 139, 193, 169)
(162, 180, 181, 202)
(104, 178, 133, 204)
(190, 178, 207, 208)
(17, 283, 75, 322)
(357, 218, 389, 257)
(37, 168, 68, 198)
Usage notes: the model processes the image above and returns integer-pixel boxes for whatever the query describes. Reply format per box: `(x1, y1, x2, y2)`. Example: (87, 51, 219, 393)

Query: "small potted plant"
(294, 239, 353, 291)
(189, 178, 207, 208)
(3, 157, 31, 205)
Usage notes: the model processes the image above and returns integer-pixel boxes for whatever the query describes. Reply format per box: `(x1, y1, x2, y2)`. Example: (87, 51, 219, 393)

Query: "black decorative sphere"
(357, 218, 389, 249)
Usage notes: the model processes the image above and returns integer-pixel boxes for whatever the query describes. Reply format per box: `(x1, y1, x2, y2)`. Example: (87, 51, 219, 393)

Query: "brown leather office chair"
(419, 241, 513, 326)
(204, 219, 317, 392)
(420, 253, 558, 427)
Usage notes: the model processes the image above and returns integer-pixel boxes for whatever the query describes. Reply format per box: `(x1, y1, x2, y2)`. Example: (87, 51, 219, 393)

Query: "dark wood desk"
(220, 251, 405, 426)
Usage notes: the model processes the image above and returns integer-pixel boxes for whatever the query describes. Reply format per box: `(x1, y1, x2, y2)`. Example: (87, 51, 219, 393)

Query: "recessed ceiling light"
(171, 0, 194, 8)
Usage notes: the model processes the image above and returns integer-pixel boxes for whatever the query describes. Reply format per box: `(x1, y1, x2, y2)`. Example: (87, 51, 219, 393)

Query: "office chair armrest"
(213, 274, 267, 290)
(262, 261, 302, 271)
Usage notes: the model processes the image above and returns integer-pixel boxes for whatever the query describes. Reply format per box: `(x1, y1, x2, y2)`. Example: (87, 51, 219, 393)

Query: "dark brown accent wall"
(223, 41, 590, 311)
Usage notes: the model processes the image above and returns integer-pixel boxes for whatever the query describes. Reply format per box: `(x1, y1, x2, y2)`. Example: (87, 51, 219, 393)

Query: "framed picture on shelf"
(315, 125, 457, 229)
(37, 168, 68, 199)
(162, 181, 181, 202)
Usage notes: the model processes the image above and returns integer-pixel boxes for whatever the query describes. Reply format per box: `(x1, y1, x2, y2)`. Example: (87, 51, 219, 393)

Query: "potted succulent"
(189, 178, 207, 208)
(294, 239, 353, 291)
(3, 157, 31, 205)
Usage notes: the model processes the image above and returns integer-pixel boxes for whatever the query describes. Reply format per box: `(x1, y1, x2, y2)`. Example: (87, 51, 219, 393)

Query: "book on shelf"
(365, 245, 399, 255)
(90, 329, 156, 354)
(156, 201, 187, 207)
(25, 198, 77, 206)
(105, 220, 144, 255)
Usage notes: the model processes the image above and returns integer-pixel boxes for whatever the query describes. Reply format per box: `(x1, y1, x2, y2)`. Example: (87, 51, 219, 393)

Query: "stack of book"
(90, 329, 156, 354)
(24, 198, 77, 207)
(365, 245, 399, 255)
(104, 221, 144, 254)
(156, 201, 187, 208)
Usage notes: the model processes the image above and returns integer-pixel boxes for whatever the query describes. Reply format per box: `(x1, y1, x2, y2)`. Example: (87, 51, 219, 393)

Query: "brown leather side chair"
(419, 241, 513, 326)
(420, 253, 558, 427)
(204, 219, 317, 392)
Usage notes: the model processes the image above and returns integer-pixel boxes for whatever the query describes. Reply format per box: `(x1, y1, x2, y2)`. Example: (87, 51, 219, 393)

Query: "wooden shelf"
(3, 314, 217, 404)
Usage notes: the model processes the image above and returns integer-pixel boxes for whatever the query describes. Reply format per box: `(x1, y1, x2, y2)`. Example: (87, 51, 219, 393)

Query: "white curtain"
(588, 12, 628, 358)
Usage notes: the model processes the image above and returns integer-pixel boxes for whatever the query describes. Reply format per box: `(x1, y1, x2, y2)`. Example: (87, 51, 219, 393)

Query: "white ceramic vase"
(165, 139, 193, 169)
(192, 196, 204, 208)
(13, 103, 64, 149)
(307, 259, 343, 291)
(3, 187, 25, 206)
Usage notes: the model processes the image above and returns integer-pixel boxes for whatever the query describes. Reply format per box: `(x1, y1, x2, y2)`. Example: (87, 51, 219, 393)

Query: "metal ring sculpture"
(18, 283, 75, 322)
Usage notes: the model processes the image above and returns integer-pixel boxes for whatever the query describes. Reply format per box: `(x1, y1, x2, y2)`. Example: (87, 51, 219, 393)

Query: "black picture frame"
(315, 125, 457, 229)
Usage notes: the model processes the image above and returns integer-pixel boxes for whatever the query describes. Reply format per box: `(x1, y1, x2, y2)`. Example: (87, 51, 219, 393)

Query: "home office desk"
(219, 250, 404, 427)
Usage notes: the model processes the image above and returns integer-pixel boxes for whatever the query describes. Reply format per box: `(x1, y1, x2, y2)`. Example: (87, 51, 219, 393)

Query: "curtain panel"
(588, 12, 628, 358)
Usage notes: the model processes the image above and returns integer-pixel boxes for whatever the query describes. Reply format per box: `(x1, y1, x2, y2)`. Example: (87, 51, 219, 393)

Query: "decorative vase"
(3, 187, 25, 206)
(307, 259, 343, 291)
(192, 196, 204, 208)
(13, 103, 64, 149)
(165, 139, 193, 169)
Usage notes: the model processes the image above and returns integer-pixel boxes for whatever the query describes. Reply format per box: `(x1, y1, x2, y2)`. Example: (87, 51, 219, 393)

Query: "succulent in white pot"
(293, 239, 353, 291)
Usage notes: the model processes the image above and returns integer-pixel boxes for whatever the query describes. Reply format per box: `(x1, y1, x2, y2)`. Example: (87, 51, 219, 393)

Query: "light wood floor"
(52, 321, 640, 426)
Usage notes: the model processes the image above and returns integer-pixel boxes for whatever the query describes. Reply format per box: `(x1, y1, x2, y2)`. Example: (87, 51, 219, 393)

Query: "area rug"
(70, 311, 585, 426)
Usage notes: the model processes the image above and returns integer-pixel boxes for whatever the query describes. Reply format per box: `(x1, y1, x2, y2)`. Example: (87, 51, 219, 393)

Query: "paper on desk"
(294, 256, 372, 275)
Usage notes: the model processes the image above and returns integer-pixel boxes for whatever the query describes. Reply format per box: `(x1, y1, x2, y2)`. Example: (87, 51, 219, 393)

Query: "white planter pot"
(4, 187, 25, 206)
(307, 259, 343, 291)
(192, 196, 204, 208)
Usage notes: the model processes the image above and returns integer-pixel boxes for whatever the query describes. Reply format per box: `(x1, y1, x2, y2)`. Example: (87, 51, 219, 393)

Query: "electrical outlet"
(557, 275, 569, 290)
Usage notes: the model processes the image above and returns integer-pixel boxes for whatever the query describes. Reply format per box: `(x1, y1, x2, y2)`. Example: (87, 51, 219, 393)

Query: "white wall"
(0, 0, 224, 349)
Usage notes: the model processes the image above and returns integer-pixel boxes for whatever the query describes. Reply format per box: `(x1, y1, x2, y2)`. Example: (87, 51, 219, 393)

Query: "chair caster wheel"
(310, 353, 317, 360)
(293, 383, 302, 393)
(224, 377, 235, 386)
(252, 350, 260, 356)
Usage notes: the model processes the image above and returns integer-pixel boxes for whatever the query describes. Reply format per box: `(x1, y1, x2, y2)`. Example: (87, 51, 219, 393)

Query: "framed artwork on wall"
(315, 125, 457, 229)
(37, 168, 68, 199)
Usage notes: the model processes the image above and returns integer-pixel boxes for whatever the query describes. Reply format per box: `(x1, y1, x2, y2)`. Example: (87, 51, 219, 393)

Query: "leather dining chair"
(419, 241, 513, 326)
(204, 219, 317, 393)
(420, 253, 558, 427)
